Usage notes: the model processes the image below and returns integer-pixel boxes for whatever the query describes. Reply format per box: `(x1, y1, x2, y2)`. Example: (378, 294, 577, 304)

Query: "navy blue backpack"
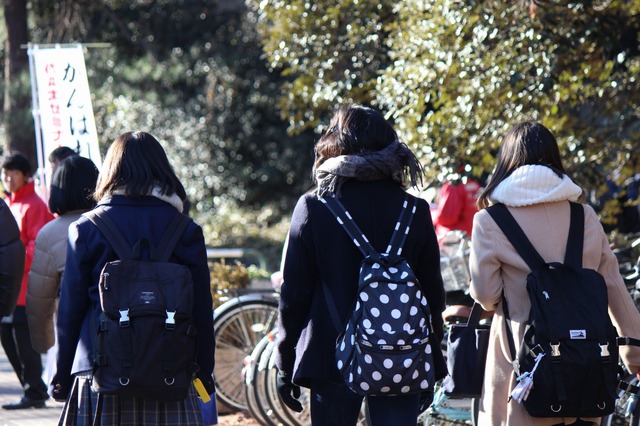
(321, 195, 438, 396)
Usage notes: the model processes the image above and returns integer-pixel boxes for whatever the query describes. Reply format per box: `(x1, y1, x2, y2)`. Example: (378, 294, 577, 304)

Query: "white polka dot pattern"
(333, 250, 437, 396)
(322, 194, 436, 396)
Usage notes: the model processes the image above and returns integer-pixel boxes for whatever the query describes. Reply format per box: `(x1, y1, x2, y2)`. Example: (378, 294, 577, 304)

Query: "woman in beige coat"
(26, 156, 98, 379)
(469, 121, 640, 426)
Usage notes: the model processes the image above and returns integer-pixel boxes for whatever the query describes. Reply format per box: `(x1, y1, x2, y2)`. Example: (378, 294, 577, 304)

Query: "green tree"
(2, 0, 35, 164)
(250, 0, 393, 131)
(378, 0, 640, 185)
(253, 0, 640, 227)
(29, 0, 314, 215)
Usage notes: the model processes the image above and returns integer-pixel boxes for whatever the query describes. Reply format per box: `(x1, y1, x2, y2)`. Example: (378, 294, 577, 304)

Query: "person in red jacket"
(1, 153, 53, 410)
(432, 167, 481, 239)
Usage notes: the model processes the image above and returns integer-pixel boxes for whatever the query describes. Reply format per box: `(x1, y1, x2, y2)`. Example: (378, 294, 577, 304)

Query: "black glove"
(418, 390, 434, 414)
(50, 380, 70, 403)
(276, 371, 303, 413)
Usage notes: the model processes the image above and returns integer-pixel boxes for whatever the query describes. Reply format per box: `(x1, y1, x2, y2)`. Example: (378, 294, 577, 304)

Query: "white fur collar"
(109, 187, 184, 212)
(489, 165, 583, 207)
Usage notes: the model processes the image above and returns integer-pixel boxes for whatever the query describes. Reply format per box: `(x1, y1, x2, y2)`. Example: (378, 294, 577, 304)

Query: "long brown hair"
(312, 104, 423, 186)
(477, 121, 566, 209)
(94, 131, 186, 201)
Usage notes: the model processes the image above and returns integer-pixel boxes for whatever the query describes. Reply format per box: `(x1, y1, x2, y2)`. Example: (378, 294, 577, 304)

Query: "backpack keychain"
(509, 353, 544, 403)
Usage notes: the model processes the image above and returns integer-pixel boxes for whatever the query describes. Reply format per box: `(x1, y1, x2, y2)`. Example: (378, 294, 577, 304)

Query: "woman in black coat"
(51, 132, 214, 425)
(275, 105, 445, 426)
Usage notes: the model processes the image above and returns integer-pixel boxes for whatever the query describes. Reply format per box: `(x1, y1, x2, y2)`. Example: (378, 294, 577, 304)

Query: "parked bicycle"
(420, 231, 478, 426)
(213, 286, 279, 412)
(243, 327, 369, 426)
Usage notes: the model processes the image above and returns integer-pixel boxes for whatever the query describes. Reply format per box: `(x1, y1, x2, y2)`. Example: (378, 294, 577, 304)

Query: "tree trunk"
(3, 0, 35, 169)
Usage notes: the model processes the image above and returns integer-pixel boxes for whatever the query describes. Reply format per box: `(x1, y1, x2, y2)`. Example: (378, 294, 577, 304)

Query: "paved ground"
(0, 347, 64, 426)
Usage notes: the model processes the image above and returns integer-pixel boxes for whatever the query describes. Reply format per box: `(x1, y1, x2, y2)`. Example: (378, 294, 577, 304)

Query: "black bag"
(442, 302, 490, 398)
(322, 195, 441, 396)
(487, 202, 621, 418)
(85, 210, 199, 401)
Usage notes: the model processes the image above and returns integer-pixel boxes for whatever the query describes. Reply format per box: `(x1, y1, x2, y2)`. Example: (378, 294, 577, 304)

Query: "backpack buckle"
(165, 311, 176, 329)
(599, 343, 610, 358)
(550, 343, 561, 357)
(119, 309, 130, 327)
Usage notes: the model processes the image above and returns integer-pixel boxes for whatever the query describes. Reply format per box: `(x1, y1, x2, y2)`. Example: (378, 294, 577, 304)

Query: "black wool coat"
(52, 195, 215, 400)
(276, 179, 445, 388)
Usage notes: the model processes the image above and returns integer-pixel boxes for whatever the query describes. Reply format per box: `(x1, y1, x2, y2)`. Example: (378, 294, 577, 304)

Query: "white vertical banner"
(30, 45, 101, 181)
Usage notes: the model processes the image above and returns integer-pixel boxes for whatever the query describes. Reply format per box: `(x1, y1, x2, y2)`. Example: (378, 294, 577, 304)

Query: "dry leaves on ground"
(216, 411, 260, 426)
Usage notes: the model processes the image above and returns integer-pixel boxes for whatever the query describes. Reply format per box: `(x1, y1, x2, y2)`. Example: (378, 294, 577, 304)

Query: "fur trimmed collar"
(489, 165, 583, 207)
(109, 187, 184, 212)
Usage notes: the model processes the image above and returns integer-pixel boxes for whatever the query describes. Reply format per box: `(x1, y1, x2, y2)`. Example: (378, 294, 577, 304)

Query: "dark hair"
(48, 146, 77, 164)
(94, 131, 186, 201)
(477, 121, 566, 209)
(1, 153, 32, 177)
(313, 105, 400, 172)
(48, 156, 98, 214)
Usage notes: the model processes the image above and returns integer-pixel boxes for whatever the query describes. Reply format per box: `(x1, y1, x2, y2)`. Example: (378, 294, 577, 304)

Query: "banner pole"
(27, 43, 48, 201)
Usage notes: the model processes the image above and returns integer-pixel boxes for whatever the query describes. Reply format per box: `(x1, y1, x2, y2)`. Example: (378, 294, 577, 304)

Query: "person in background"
(48, 147, 77, 174)
(1, 153, 54, 410)
(0, 198, 25, 317)
(432, 165, 481, 239)
(469, 121, 640, 425)
(51, 131, 215, 425)
(275, 105, 445, 425)
(26, 156, 99, 385)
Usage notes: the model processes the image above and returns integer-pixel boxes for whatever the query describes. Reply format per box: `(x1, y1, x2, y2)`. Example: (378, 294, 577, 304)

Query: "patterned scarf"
(314, 141, 424, 198)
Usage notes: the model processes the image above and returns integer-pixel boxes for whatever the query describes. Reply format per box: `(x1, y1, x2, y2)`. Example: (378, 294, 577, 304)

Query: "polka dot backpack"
(321, 194, 437, 396)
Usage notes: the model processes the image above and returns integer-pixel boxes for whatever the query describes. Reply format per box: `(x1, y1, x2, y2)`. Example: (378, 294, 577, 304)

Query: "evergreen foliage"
(3, 0, 639, 260)
(23, 0, 316, 264)
(254, 0, 640, 222)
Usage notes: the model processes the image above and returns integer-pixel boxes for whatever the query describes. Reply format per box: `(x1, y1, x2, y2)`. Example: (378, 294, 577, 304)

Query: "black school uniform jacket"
(276, 179, 445, 388)
(52, 195, 215, 400)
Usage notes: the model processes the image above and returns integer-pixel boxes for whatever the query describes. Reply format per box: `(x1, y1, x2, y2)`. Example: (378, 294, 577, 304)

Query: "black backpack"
(487, 202, 636, 418)
(85, 210, 199, 401)
(321, 195, 441, 396)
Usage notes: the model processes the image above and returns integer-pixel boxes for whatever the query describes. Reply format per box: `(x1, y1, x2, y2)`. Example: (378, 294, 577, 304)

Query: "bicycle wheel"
(253, 332, 282, 426)
(244, 332, 275, 426)
(213, 294, 279, 411)
(263, 345, 311, 426)
(264, 341, 306, 426)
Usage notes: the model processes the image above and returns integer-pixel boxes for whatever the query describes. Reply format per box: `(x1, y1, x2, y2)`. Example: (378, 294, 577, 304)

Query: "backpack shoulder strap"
(564, 202, 584, 268)
(321, 195, 376, 257)
(387, 195, 416, 257)
(153, 214, 192, 262)
(486, 204, 545, 366)
(84, 209, 133, 260)
(485, 203, 546, 271)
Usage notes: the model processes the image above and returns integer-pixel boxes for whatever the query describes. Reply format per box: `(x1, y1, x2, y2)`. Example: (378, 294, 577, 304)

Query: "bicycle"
(424, 230, 478, 426)
(213, 287, 279, 412)
(243, 328, 279, 425)
(245, 328, 369, 426)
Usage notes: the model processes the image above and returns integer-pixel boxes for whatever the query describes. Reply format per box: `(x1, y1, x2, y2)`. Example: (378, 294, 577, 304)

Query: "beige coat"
(470, 201, 640, 426)
(26, 211, 83, 353)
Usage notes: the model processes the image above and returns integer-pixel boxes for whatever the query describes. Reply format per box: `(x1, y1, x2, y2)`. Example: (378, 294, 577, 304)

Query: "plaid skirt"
(58, 374, 204, 426)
